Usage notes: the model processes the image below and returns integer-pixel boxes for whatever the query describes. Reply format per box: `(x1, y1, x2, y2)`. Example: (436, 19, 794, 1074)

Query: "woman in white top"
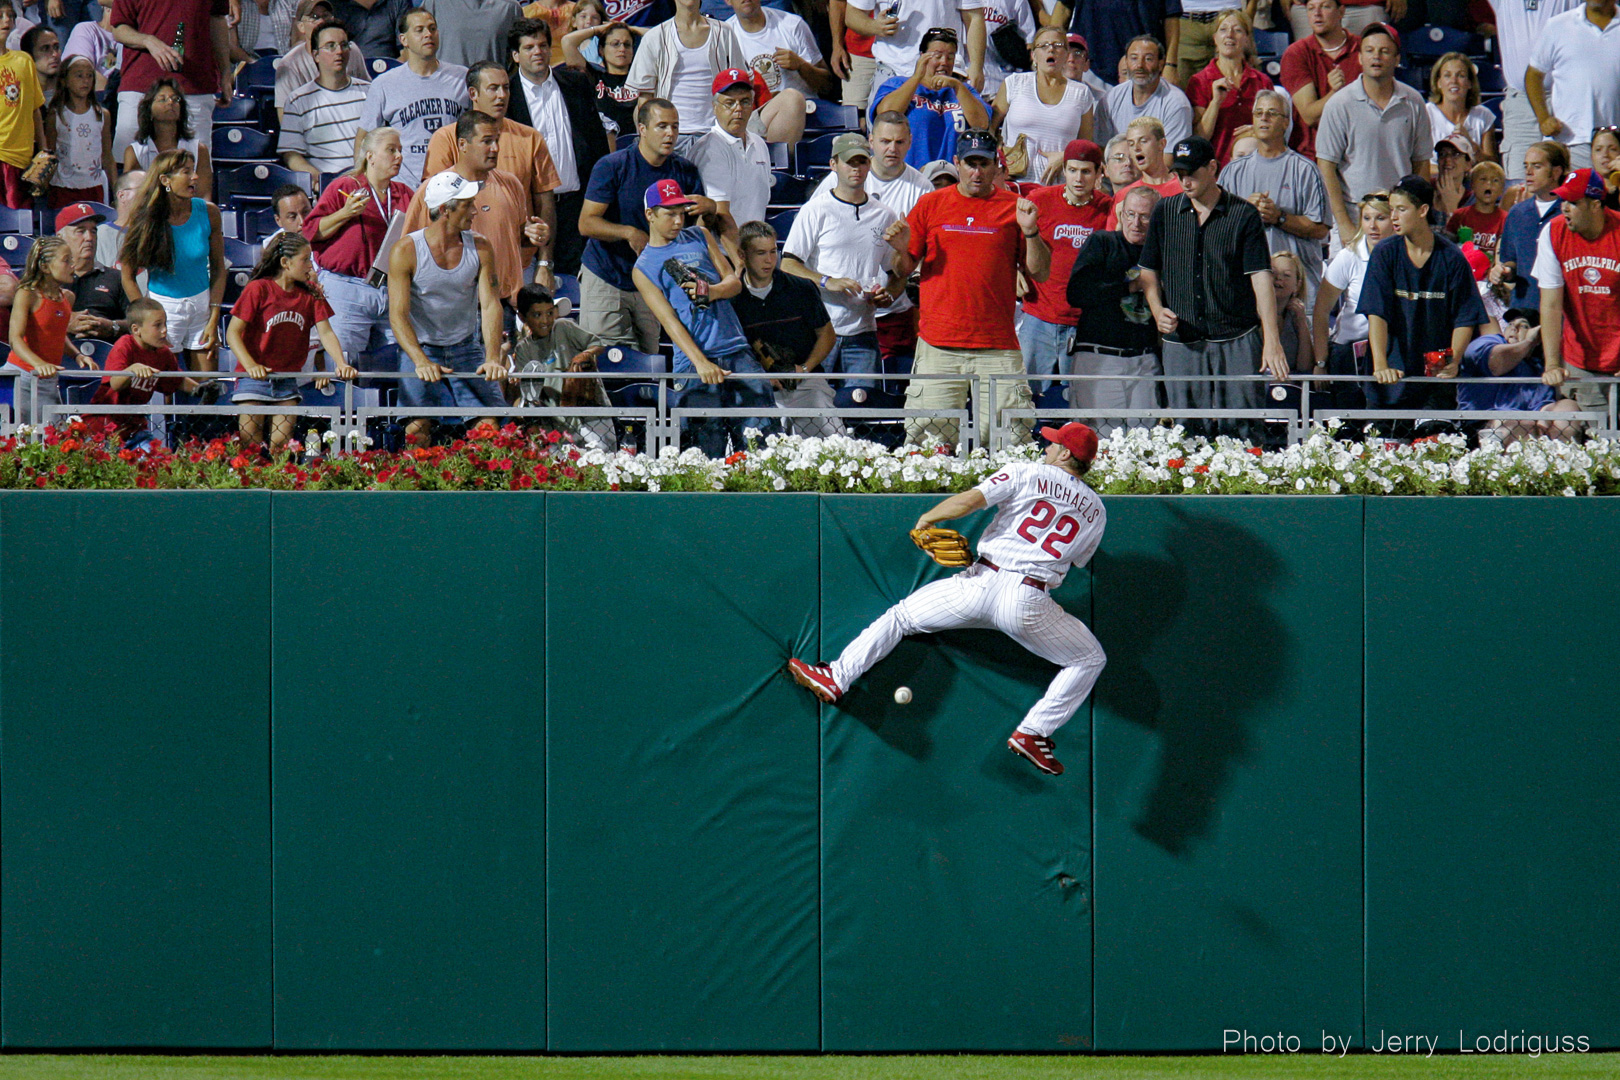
(123, 78, 213, 199)
(1426, 52, 1495, 164)
(992, 26, 1093, 182)
(1312, 190, 1393, 412)
(45, 55, 115, 207)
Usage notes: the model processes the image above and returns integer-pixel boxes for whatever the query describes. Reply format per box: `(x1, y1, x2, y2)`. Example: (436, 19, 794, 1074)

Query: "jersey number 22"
(1015, 500, 1080, 558)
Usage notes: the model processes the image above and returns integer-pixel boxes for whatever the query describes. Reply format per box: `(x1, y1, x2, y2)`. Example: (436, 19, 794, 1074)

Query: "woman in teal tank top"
(119, 149, 228, 372)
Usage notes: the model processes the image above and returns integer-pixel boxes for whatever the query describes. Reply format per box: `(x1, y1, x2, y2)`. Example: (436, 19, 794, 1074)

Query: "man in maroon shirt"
(1279, 0, 1360, 159)
(110, 0, 233, 159)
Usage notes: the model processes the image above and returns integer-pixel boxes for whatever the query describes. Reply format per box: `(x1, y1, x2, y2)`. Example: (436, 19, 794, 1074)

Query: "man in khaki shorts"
(892, 129, 1049, 447)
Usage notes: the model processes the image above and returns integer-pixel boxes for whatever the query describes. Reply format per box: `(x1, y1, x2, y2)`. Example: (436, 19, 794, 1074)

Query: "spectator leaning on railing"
(5, 237, 91, 425)
(1535, 167, 1620, 418)
(89, 297, 215, 440)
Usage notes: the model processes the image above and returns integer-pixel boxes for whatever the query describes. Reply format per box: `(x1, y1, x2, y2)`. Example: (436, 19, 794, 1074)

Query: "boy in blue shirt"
(1458, 306, 1581, 444)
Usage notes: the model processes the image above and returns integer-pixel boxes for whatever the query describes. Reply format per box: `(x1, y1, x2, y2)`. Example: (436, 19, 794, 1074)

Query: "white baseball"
(894, 686, 912, 704)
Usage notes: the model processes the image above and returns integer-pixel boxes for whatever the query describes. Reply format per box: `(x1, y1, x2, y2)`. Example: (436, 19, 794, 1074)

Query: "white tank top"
(671, 37, 717, 135)
(53, 105, 106, 191)
(132, 136, 201, 171)
(1002, 73, 1094, 181)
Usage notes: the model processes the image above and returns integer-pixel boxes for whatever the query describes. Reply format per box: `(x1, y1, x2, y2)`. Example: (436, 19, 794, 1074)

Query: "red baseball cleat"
(788, 658, 842, 703)
(1008, 730, 1063, 775)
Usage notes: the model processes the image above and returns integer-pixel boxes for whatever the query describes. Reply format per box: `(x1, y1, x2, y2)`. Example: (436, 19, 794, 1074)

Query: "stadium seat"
(0, 233, 33, 269)
(218, 163, 311, 205)
(0, 207, 33, 233)
(1254, 29, 1289, 58)
(319, 170, 347, 195)
(769, 172, 819, 208)
(617, 132, 639, 151)
(58, 339, 111, 404)
(1405, 24, 1478, 59)
(597, 345, 667, 407)
(766, 141, 789, 170)
(239, 55, 277, 91)
(214, 124, 279, 163)
(553, 273, 581, 309)
(803, 99, 858, 133)
(1395, 66, 1425, 93)
(242, 206, 279, 242)
(368, 56, 401, 77)
(1481, 94, 1503, 124)
(213, 95, 260, 125)
(766, 208, 797, 237)
(1478, 66, 1504, 93)
(1033, 383, 1068, 412)
(223, 268, 253, 307)
(796, 131, 839, 173)
(223, 237, 258, 271)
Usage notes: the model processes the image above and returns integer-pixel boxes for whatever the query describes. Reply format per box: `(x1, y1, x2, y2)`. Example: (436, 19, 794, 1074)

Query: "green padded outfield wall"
(0, 492, 273, 1047)
(544, 494, 821, 1051)
(819, 495, 1093, 1052)
(271, 494, 546, 1050)
(1365, 499, 1620, 1050)
(1091, 498, 1363, 1051)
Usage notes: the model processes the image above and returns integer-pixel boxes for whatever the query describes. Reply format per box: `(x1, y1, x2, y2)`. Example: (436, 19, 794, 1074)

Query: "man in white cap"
(387, 170, 510, 443)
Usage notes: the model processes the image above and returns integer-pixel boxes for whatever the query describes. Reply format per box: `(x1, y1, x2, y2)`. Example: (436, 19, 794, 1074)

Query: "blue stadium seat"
(58, 340, 112, 404)
(617, 132, 639, 151)
(1405, 24, 1479, 59)
(766, 208, 797, 238)
(368, 56, 401, 77)
(1481, 94, 1503, 124)
(319, 170, 347, 195)
(553, 273, 581, 310)
(223, 268, 253, 307)
(218, 163, 310, 205)
(1033, 383, 1068, 412)
(1254, 30, 1289, 58)
(239, 55, 277, 91)
(300, 380, 345, 411)
(242, 206, 279, 242)
(803, 99, 858, 133)
(769, 172, 819, 208)
(1394, 66, 1425, 93)
(1477, 66, 1504, 93)
(796, 131, 839, 173)
(223, 237, 258, 271)
(0, 207, 34, 233)
(214, 95, 260, 124)
(214, 124, 279, 163)
(0, 233, 33, 268)
(597, 345, 667, 407)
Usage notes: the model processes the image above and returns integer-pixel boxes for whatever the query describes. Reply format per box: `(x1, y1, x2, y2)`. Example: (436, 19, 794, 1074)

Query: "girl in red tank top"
(7, 237, 79, 376)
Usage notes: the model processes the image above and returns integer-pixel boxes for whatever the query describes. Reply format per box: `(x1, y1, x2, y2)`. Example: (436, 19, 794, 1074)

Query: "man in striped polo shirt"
(280, 20, 372, 189)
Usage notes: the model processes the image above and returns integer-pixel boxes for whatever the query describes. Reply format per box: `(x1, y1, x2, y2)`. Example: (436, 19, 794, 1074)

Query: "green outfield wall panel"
(271, 493, 546, 1050)
(1365, 498, 1620, 1049)
(545, 494, 820, 1052)
(1091, 497, 1363, 1052)
(819, 495, 1094, 1052)
(0, 491, 273, 1048)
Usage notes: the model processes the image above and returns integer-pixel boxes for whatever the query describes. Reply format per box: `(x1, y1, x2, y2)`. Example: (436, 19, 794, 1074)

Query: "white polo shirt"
(783, 190, 902, 335)
(689, 122, 774, 229)
(1528, 7, 1620, 148)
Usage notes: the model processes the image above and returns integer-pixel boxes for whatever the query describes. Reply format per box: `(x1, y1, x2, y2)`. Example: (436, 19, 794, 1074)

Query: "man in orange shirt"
(422, 61, 562, 288)
(892, 129, 1049, 448)
(404, 110, 551, 304)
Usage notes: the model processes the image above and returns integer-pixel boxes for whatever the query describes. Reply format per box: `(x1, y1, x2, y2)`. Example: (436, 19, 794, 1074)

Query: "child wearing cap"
(630, 177, 775, 456)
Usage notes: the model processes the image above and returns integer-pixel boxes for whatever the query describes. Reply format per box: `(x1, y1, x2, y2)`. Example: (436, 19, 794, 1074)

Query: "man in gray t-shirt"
(1219, 89, 1331, 308)
(356, 8, 471, 188)
(1097, 35, 1192, 149)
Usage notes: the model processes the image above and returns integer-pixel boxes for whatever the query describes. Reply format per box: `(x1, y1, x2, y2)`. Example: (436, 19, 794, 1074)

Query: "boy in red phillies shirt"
(90, 298, 216, 440)
(1446, 160, 1507, 261)
(225, 231, 353, 454)
(1019, 139, 1113, 398)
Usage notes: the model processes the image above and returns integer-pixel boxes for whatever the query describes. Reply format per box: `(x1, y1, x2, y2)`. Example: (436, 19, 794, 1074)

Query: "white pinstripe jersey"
(973, 463, 1106, 587)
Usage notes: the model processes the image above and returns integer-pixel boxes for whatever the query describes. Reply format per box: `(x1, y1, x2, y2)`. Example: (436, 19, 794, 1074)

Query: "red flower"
(231, 455, 251, 469)
(561, 465, 578, 480)
(119, 449, 137, 462)
(54, 463, 69, 475)
(1193, 464, 1209, 474)
(1166, 458, 1184, 469)
(33, 476, 47, 487)
(1247, 447, 1263, 456)
(545, 430, 563, 444)
(59, 439, 81, 453)
(724, 452, 746, 465)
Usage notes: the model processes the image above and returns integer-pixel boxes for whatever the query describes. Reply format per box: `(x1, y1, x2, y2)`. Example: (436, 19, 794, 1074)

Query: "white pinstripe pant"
(830, 564, 1107, 738)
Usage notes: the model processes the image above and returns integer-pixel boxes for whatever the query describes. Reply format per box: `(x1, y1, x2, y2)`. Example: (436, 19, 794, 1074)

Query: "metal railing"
(12, 368, 1619, 453)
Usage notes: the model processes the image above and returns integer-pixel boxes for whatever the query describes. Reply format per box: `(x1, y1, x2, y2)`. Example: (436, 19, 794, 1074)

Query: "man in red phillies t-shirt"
(1536, 168, 1620, 418)
(1019, 139, 1112, 397)
(895, 129, 1051, 448)
(109, 0, 234, 159)
(1279, 0, 1361, 159)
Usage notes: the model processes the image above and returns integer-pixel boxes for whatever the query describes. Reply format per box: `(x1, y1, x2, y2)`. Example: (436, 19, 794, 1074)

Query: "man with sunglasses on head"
(872, 26, 989, 169)
(848, 0, 986, 106)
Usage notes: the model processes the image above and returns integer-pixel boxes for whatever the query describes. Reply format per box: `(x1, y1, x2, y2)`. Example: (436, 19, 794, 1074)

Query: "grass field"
(0, 1055, 1613, 1080)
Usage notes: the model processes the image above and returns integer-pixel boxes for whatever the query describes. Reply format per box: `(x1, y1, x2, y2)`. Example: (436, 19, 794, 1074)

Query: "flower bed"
(3, 419, 1619, 496)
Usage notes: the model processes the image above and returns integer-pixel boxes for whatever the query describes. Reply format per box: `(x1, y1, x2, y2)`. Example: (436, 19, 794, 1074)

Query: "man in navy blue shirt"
(1488, 140, 1570, 310)
(1457, 306, 1581, 442)
(578, 97, 716, 352)
(1358, 174, 1491, 412)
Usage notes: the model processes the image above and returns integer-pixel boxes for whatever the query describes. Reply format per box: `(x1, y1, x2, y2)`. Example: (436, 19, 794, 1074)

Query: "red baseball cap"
(54, 202, 104, 231)
(1039, 422, 1099, 464)
(1066, 32, 1088, 51)
(1063, 138, 1103, 166)
(1553, 167, 1607, 203)
(712, 67, 753, 94)
(644, 179, 696, 209)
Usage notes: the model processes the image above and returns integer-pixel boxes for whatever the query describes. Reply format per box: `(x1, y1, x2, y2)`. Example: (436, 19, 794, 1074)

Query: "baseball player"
(788, 422, 1108, 776)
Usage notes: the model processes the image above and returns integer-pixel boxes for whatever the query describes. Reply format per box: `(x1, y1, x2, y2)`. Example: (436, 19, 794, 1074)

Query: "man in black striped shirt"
(1138, 136, 1290, 439)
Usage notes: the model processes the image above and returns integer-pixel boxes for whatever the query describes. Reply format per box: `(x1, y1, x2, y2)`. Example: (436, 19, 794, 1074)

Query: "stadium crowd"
(0, 0, 1616, 454)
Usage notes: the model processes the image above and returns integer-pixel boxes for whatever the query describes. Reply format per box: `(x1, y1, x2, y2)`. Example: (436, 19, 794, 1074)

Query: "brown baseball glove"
(909, 527, 972, 568)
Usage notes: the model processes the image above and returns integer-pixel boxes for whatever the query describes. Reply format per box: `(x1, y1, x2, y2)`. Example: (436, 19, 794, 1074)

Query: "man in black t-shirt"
(55, 203, 129, 342)
(1066, 184, 1162, 431)
(728, 220, 836, 437)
